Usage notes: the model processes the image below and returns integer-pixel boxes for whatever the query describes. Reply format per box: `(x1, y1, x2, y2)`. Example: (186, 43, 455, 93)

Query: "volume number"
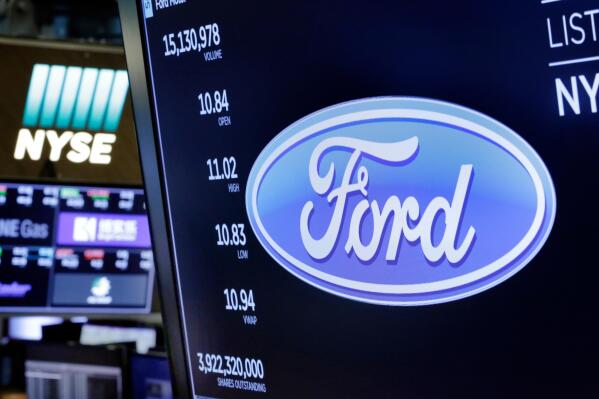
(199, 23, 221, 49)
(162, 23, 221, 57)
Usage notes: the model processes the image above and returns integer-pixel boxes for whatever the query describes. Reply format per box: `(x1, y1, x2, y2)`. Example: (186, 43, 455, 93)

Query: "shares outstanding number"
(197, 353, 265, 380)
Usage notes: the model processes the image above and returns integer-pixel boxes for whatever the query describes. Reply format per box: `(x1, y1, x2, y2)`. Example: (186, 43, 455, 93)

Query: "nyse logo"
(14, 64, 129, 165)
(246, 97, 556, 306)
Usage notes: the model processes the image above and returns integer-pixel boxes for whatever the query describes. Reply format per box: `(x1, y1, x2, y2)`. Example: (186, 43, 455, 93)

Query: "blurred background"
(0, 0, 122, 43)
(0, 1, 172, 398)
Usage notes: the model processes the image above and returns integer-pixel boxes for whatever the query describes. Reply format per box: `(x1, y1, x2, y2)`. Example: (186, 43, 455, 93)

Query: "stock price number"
(162, 23, 221, 57)
(197, 353, 265, 380)
(224, 288, 256, 312)
(198, 89, 229, 116)
(215, 223, 246, 246)
(206, 156, 237, 181)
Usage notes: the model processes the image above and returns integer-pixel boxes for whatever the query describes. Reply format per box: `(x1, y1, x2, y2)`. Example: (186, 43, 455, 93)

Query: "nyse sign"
(14, 129, 116, 165)
(14, 64, 129, 164)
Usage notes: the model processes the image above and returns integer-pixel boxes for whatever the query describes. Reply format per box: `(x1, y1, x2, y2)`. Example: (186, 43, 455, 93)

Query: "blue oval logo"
(246, 97, 556, 305)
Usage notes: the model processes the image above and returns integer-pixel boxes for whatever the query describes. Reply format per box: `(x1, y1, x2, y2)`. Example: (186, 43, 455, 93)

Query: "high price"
(206, 157, 237, 181)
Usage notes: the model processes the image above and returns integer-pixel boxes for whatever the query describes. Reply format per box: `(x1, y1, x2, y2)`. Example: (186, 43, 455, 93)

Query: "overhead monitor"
(0, 182, 154, 313)
(119, 0, 596, 397)
(0, 38, 155, 314)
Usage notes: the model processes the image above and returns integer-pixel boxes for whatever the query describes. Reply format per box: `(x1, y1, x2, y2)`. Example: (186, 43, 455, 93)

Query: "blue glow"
(22, 64, 129, 132)
(71, 68, 99, 130)
(88, 69, 115, 131)
(39, 65, 67, 128)
(103, 70, 129, 132)
(246, 97, 556, 306)
(55, 66, 83, 129)
(22, 64, 50, 127)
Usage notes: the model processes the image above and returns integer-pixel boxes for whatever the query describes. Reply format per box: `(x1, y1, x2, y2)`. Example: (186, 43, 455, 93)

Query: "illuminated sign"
(58, 212, 151, 248)
(14, 64, 129, 164)
(246, 97, 556, 305)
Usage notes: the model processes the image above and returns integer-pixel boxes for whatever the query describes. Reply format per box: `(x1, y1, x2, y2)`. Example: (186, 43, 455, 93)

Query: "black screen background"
(140, 1, 598, 397)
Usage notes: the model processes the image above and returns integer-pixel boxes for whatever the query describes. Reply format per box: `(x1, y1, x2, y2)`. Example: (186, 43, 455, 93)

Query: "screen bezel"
(117, 0, 192, 397)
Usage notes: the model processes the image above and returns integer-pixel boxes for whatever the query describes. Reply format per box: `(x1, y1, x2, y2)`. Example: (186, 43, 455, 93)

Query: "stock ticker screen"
(0, 39, 155, 313)
(0, 182, 153, 312)
(134, 0, 597, 397)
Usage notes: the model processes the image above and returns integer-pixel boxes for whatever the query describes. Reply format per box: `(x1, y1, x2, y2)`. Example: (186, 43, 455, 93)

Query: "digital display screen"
(0, 182, 154, 313)
(0, 38, 142, 186)
(125, 0, 598, 397)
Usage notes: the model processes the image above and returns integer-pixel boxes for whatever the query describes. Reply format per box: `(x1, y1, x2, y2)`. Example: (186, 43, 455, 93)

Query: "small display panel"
(0, 182, 153, 313)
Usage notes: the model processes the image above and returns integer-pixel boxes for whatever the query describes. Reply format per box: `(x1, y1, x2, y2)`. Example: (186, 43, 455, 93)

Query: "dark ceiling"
(0, 0, 122, 43)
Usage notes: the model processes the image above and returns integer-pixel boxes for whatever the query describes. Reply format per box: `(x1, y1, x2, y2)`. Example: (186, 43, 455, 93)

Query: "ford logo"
(246, 97, 556, 305)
